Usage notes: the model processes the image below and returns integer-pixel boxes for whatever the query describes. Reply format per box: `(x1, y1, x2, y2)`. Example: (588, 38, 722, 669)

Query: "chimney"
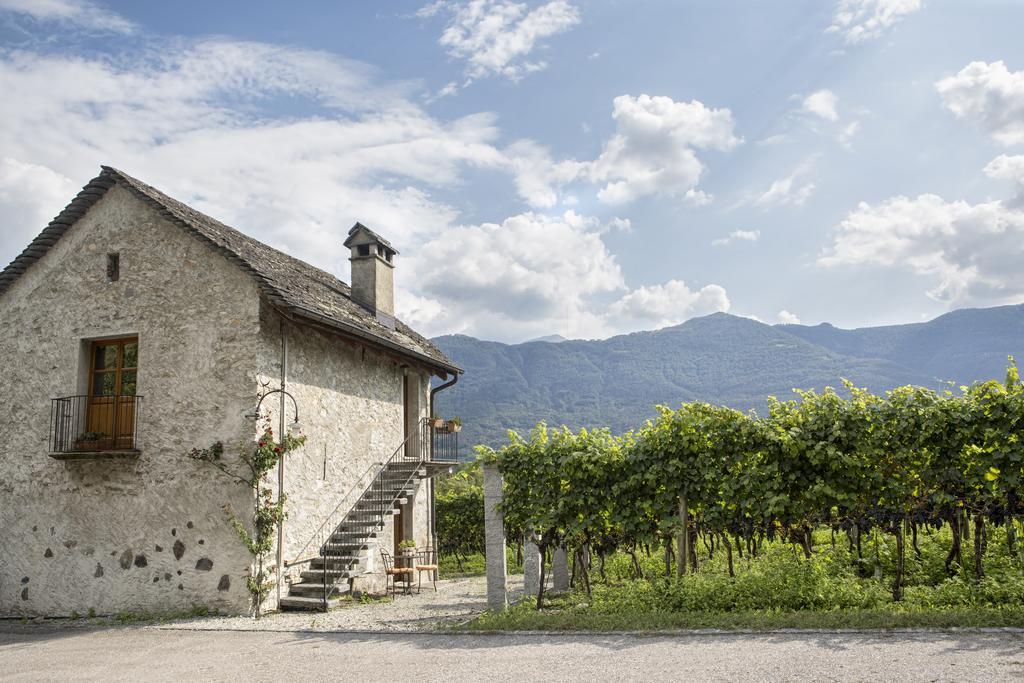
(344, 222, 397, 325)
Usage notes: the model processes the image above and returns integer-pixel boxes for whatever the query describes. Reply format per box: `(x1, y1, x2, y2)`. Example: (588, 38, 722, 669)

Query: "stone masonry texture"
(0, 183, 434, 616)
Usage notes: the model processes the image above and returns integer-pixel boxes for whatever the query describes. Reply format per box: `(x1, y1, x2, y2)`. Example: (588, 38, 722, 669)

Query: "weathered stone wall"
(0, 184, 258, 617)
(256, 306, 432, 603)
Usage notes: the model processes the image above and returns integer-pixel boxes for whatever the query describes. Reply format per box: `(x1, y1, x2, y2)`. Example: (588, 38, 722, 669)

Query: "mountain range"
(431, 304, 1024, 450)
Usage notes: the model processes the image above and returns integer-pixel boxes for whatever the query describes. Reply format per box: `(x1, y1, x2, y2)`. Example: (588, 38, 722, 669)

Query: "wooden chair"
(380, 550, 413, 599)
(414, 547, 439, 593)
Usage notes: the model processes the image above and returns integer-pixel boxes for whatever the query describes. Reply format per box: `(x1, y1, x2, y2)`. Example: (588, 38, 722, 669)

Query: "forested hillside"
(432, 305, 1024, 449)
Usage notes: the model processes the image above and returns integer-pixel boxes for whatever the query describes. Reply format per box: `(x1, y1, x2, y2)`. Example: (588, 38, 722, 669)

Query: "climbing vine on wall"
(188, 417, 306, 617)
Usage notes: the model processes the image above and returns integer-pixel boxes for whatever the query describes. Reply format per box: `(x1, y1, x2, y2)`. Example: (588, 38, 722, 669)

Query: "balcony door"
(86, 337, 138, 450)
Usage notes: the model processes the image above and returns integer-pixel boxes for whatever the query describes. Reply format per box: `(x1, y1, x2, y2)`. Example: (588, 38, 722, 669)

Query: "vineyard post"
(677, 496, 689, 577)
(552, 546, 570, 592)
(482, 463, 508, 611)
(523, 530, 541, 598)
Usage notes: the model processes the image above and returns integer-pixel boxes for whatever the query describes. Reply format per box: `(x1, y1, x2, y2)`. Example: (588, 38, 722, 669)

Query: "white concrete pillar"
(552, 546, 569, 592)
(482, 463, 508, 611)
(523, 531, 541, 598)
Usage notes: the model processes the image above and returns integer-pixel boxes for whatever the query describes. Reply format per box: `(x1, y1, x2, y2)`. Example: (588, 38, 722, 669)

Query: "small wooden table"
(394, 553, 417, 595)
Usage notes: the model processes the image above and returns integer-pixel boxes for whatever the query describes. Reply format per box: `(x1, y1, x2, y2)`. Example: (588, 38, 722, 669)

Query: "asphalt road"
(1, 627, 1023, 681)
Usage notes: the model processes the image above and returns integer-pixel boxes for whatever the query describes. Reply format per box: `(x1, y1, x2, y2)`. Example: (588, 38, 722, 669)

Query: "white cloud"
(430, 81, 460, 101)
(711, 229, 760, 247)
(584, 94, 740, 205)
(755, 159, 817, 209)
(827, 0, 922, 44)
(0, 39, 516, 311)
(504, 138, 581, 208)
(436, 0, 581, 83)
(838, 120, 861, 148)
(820, 174, 1024, 306)
(802, 89, 839, 122)
(408, 210, 728, 340)
(984, 154, 1024, 182)
(503, 94, 739, 208)
(0, 19, 730, 343)
(937, 61, 1024, 146)
(0, 0, 135, 33)
(0, 158, 77, 258)
(609, 280, 731, 331)
(416, 0, 449, 18)
(777, 310, 801, 324)
(756, 134, 790, 147)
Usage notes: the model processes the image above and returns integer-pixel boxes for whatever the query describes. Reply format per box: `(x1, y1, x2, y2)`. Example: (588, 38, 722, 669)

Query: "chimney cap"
(344, 221, 399, 255)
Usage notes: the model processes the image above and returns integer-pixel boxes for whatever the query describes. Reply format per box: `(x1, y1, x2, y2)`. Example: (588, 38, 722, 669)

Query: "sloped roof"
(0, 166, 460, 376)
(344, 221, 398, 253)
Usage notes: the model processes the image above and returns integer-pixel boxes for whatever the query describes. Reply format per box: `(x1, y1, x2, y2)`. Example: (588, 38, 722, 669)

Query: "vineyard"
(464, 363, 1024, 619)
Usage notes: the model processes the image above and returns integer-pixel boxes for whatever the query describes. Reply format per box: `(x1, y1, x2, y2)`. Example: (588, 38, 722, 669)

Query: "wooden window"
(86, 337, 138, 449)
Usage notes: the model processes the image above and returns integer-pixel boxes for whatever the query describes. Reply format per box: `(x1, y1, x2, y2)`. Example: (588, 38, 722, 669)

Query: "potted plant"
(446, 416, 462, 433)
(429, 415, 445, 429)
(398, 539, 417, 556)
(74, 431, 107, 451)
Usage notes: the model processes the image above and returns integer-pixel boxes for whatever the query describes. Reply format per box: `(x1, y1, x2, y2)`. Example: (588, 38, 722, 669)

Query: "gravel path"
(147, 574, 519, 632)
(2, 627, 1023, 681)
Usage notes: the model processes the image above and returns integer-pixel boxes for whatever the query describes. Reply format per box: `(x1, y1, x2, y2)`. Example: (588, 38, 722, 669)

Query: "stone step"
(287, 582, 346, 598)
(353, 497, 407, 511)
(301, 569, 358, 581)
(279, 595, 344, 611)
(330, 530, 378, 542)
(322, 541, 369, 553)
(335, 528, 385, 536)
(310, 556, 362, 568)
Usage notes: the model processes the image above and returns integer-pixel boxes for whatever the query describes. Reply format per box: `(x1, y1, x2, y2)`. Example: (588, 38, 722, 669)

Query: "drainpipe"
(428, 373, 458, 558)
(275, 321, 288, 608)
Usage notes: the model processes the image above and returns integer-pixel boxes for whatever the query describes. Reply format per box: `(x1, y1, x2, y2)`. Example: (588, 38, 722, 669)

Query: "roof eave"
(280, 301, 462, 377)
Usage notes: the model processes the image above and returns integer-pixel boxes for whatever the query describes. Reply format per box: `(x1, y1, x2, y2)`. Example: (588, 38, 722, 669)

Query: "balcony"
(49, 394, 142, 460)
(427, 419, 461, 463)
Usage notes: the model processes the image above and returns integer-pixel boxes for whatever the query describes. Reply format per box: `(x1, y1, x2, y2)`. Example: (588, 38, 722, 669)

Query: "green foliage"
(493, 362, 1024, 608)
(436, 460, 486, 567)
(433, 307, 1024, 451)
(465, 524, 1024, 632)
(188, 415, 306, 617)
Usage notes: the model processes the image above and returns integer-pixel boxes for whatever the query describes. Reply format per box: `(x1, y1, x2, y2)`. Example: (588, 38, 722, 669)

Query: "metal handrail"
(319, 417, 431, 608)
(285, 456, 384, 568)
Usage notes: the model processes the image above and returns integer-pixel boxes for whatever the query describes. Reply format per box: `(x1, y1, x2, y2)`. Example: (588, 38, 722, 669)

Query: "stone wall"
(256, 306, 433, 602)
(0, 184, 258, 617)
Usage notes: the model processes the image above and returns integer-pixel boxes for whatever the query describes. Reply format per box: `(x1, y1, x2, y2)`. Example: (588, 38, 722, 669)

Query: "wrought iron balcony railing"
(427, 420, 460, 463)
(50, 394, 142, 455)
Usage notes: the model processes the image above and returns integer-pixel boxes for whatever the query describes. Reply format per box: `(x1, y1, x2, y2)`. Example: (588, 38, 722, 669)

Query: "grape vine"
(482, 361, 1024, 605)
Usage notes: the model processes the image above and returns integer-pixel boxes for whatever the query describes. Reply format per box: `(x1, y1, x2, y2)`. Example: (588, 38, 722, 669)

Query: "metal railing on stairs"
(285, 417, 435, 610)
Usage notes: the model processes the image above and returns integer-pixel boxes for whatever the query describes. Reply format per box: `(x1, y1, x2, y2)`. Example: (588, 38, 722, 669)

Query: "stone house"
(0, 166, 462, 616)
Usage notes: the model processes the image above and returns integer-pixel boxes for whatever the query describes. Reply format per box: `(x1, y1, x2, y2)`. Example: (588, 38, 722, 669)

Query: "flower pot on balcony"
(445, 420, 462, 433)
(430, 417, 445, 429)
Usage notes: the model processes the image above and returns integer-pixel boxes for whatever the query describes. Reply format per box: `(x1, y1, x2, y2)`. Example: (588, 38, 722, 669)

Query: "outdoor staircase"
(279, 458, 426, 611)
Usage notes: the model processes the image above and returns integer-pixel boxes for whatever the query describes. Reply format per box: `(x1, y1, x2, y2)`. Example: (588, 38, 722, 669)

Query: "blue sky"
(2, 0, 1024, 342)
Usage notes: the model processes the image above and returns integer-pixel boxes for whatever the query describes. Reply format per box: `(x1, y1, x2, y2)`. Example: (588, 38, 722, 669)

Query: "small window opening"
(376, 244, 384, 257)
(385, 250, 393, 263)
(106, 253, 120, 282)
(357, 244, 370, 257)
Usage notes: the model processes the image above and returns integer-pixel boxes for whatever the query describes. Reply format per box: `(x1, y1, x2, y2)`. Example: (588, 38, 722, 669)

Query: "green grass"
(459, 526, 1024, 632)
(464, 603, 1024, 632)
(440, 548, 523, 578)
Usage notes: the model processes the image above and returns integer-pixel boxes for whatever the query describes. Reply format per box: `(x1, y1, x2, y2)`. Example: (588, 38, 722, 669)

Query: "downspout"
(275, 320, 288, 608)
(428, 373, 459, 559)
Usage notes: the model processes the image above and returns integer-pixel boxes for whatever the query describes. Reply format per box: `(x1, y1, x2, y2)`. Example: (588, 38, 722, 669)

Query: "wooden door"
(402, 374, 411, 458)
(394, 507, 405, 554)
(86, 337, 138, 450)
